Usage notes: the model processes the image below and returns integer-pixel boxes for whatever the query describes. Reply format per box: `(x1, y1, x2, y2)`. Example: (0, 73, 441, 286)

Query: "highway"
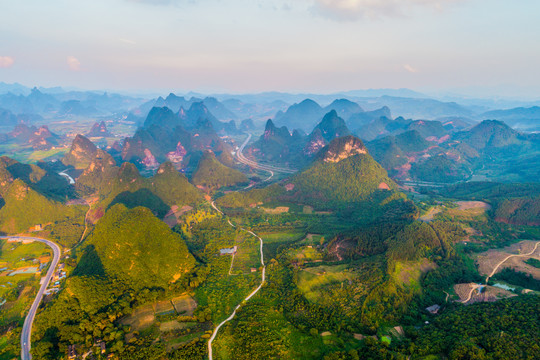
(12, 236, 61, 360)
(236, 133, 297, 174)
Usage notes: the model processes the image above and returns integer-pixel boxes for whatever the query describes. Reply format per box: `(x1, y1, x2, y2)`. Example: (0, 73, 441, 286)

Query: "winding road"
(236, 134, 297, 174)
(58, 169, 75, 185)
(9, 236, 61, 360)
(207, 134, 295, 359)
(485, 241, 540, 283)
(208, 201, 266, 360)
(459, 241, 540, 304)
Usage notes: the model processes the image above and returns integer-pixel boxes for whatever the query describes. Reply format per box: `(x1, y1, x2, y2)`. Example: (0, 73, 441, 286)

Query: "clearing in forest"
(476, 240, 540, 280)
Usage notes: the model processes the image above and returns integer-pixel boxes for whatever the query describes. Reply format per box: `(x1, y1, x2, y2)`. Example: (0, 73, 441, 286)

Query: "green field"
(297, 264, 354, 303)
(0, 240, 50, 327)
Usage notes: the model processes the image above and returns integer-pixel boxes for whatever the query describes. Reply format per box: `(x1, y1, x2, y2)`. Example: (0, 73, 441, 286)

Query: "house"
(426, 304, 441, 314)
(250, 268, 257, 273)
(219, 246, 237, 255)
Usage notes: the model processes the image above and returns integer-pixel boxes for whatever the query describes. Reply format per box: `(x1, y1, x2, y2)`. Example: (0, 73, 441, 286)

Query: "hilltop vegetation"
(76, 152, 202, 221)
(191, 150, 248, 191)
(0, 156, 85, 237)
(80, 204, 195, 289)
(2, 88, 539, 360)
(289, 136, 397, 208)
(0, 179, 85, 235)
(436, 182, 540, 226)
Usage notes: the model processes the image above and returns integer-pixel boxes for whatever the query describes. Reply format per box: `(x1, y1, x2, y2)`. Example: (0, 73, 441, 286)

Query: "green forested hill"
(411, 296, 540, 359)
(438, 182, 540, 225)
(82, 204, 196, 289)
(0, 156, 84, 236)
(191, 150, 247, 190)
(0, 179, 85, 234)
(77, 155, 203, 221)
(289, 136, 397, 208)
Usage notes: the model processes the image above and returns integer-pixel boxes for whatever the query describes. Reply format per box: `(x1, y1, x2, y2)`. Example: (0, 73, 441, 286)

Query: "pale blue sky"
(1, 0, 539, 97)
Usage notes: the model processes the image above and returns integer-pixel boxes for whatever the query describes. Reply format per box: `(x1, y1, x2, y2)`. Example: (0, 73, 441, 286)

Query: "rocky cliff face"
(87, 121, 111, 137)
(8, 124, 59, 150)
(62, 134, 98, 169)
(166, 141, 188, 164)
(320, 135, 367, 163)
(304, 128, 327, 155)
(142, 148, 159, 169)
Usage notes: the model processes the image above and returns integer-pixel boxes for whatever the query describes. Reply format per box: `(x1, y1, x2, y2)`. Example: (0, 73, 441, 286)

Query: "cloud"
(0, 56, 14, 68)
(403, 64, 418, 73)
(119, 38, 137, 45)
(67, 56, 81, 71)
(313, 0, 464, 21)
(124, 0, 198, 5)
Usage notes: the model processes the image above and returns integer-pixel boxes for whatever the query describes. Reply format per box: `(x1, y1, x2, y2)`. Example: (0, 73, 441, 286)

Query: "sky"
(1, 0, 540, 98)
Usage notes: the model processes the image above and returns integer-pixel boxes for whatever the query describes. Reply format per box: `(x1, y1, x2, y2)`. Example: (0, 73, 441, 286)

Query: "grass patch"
(297, 264, 354, 303)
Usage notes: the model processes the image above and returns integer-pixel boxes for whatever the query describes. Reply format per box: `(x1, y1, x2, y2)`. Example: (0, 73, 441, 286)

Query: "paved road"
(11, 236, 61, 360)
(236, 133, 297, 174)
(207, 202, 266, 360)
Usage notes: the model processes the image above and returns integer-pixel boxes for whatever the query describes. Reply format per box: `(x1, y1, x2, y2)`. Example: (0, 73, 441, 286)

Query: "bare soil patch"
(171, 293, 197, 316)
(454, 283, 477, 302)
(468, 285, 516, 304)
(419, 206, 442, 222)
(456, 201, 491, 211)
(120, 304, 155, 331)
(476, 240, 540, 277)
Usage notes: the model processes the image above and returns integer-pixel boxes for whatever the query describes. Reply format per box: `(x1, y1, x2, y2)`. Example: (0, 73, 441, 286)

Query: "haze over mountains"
(0, 81, 539, 360)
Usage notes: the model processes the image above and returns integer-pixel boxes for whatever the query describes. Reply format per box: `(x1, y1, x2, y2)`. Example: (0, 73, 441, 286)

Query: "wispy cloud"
(67, 56, 81, 71)
(124, 0, 198, 5)
(313, 0, 465, 21)
(119, 38, 137, 45)
(403, 64, 418, 73)
(0, 56, 15, 68)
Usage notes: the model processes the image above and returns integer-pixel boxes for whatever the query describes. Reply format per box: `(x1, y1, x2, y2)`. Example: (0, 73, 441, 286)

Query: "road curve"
(459, 240, 540, 304)
(459, 283, 481, 304)
(10, 236, 61, 360)
(236, 134, 297, 174)
(207, 137, 295, 359)
(207, 202, 266, 360)
(486, 241, 540, 283)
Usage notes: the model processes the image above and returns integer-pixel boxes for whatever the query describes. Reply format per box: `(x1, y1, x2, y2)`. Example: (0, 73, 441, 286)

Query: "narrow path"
(207, 201, 266, 360)
(206, 135, 294, 359)
(485, 241, 540, 283)
(459, 284, 481, 304)
(227, 252, 236, 276)
(78, 203, 92, 244)
(443, 291, 450, 303)
(10, 236, 61, 360)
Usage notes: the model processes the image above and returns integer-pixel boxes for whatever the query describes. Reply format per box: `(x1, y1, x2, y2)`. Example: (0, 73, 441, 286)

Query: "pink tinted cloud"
(0, 56, 15, 68)
(67, 56, 81, 71)
(403, 64, 418, 73)
(313, 0, 465, 21)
